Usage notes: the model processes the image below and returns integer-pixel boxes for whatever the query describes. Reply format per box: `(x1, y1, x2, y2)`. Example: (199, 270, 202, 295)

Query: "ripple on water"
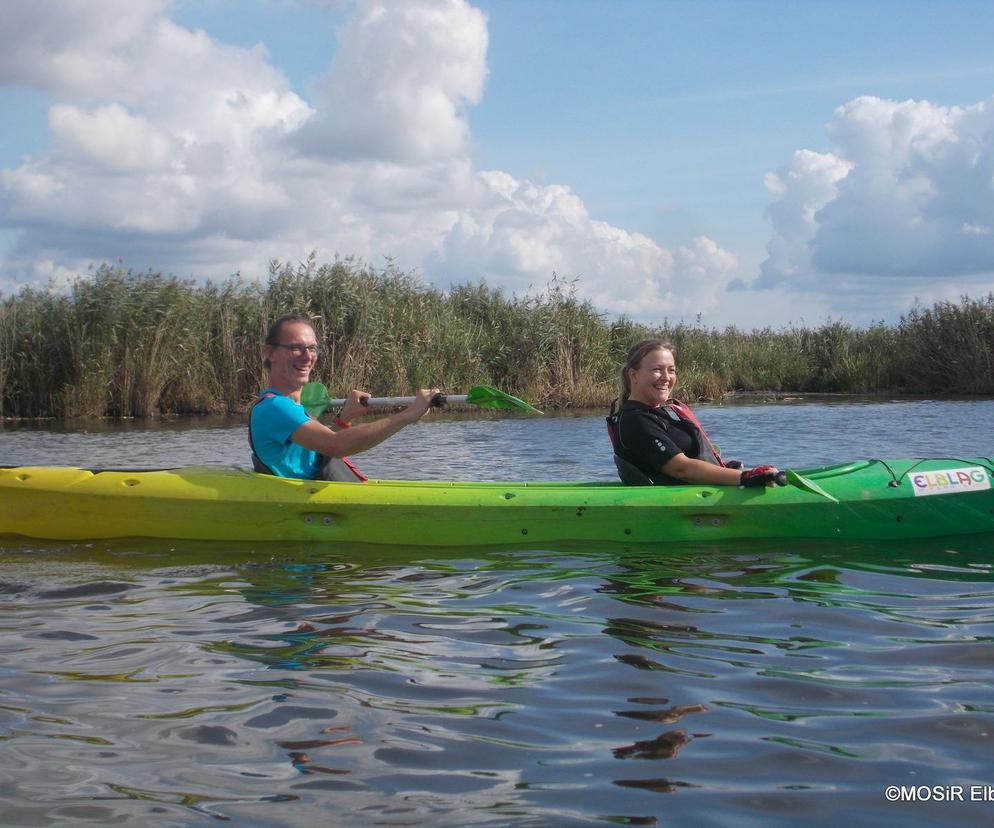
(3, 399, 994, 824)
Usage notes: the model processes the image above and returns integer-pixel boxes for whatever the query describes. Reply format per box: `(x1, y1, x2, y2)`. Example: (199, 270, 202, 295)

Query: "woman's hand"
(739, 465, 781, 487)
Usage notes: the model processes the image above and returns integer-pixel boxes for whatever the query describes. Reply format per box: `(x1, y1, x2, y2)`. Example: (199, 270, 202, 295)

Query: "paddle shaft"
(325, 394, 467, 408)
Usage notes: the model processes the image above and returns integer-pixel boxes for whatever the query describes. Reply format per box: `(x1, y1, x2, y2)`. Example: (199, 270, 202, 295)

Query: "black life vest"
(606, 398, 726, 484)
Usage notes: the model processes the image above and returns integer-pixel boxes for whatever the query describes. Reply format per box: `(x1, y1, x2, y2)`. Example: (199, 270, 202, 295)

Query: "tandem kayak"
(0, 458, 994, 546)
(1, 458, 993, 546)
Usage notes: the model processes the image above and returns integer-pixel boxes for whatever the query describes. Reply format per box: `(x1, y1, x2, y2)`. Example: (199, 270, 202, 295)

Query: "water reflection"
(4, 399, 994, 824)
(2, 531, 994, 824)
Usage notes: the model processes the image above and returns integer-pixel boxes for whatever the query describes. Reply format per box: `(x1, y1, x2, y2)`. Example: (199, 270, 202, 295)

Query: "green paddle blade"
(786, 469, 839, 503)
(465, 385, 543, 414)
(300, 381, 332, 418)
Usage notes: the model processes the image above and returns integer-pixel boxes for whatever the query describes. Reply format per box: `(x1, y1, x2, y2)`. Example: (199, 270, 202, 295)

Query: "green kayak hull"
(2, 459, 993, 545)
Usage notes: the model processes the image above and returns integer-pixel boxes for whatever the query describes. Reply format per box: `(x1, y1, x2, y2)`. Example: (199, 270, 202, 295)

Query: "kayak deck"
(2, 458, 993, 545)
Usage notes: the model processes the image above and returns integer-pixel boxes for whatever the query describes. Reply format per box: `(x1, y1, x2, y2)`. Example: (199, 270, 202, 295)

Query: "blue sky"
(2, 0, 994, 327)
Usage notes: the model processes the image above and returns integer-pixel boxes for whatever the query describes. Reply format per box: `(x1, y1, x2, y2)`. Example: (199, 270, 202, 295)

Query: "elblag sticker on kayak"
(911, 467, 992, 497)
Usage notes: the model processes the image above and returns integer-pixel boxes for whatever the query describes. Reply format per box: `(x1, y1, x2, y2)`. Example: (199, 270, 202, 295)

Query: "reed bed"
(1, 259, 992, 419)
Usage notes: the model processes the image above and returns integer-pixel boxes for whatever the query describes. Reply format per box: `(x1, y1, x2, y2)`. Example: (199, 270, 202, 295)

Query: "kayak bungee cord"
(875, 457, 994, 488)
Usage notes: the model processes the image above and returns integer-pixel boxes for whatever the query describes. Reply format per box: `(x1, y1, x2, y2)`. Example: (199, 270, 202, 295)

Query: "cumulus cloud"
(295, 0, 488, 162)
(49, 104, 175, 173)
(428, 171, 738, 317)
(759, 94, 994, 294)
(0, 0, 735, 320)
(0, 0, 169, 93)
(756, 149, 853, 288)
(0, 0, 312, 247)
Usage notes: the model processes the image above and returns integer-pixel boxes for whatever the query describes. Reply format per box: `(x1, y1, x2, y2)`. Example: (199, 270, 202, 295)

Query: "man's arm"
(290, 389, 437, 458)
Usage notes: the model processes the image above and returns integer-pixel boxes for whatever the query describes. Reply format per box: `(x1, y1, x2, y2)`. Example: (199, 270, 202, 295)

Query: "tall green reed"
(895, 295, 994, 393)
(1, 259, 992, 419)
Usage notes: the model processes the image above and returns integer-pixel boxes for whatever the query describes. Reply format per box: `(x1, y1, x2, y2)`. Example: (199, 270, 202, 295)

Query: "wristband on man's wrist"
(333, 414, 351, 429)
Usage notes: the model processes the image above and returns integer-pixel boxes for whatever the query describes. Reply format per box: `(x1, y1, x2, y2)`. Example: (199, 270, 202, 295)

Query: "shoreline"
(4, 390, 993, 428)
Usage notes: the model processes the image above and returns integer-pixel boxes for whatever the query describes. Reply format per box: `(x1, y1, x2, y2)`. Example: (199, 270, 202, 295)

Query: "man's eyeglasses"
(273, 343, 319, 356)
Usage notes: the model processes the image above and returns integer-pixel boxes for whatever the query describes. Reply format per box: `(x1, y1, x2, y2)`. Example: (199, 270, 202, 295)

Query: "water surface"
(1, 400, 993, 826)
(3, 397, 992, 478)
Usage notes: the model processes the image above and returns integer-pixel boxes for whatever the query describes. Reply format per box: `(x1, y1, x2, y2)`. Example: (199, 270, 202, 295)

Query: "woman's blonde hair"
(619, 339, 675, 401)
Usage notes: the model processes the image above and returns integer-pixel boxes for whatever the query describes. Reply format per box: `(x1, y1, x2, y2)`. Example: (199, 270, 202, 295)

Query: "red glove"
(739, 465, 778, 488)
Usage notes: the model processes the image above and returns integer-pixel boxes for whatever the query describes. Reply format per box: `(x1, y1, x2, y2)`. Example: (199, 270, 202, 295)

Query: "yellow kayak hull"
(2, 460, 993, 545)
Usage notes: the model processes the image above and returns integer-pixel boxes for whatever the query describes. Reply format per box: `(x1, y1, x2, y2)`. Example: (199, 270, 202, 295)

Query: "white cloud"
(759, 94, 994, 296)
(295, 0, 488, 162)
(757, 149, 853, 288)
(0, 0, 736, 321)
(49, 104, 175, 173)
(431, 171, 737, 317)
(1, 0, 313, 251)
(0, 0, 169, 93)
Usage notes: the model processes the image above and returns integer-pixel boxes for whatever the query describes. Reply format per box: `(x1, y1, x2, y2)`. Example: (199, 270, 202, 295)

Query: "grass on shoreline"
(2, 257, 992, 419)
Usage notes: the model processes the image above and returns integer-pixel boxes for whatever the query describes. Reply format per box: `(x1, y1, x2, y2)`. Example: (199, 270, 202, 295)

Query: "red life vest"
(665, 400, 725, 466)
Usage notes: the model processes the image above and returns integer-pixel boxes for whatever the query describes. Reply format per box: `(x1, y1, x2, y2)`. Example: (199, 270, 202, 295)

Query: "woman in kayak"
(607, 339, 780, 487)
(249, 315, 437, 480)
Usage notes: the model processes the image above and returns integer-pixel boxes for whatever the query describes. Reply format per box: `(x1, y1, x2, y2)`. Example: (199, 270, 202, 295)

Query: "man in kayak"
(607, 339, 780, 487)
(250, 314, 438, 480)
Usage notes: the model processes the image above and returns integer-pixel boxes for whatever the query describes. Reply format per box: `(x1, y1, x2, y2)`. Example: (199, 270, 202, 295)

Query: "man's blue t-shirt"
(250, 390, 323, 479)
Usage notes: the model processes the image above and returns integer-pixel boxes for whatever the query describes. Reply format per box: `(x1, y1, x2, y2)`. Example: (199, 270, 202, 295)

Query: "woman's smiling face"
(627, 348, 676, 407)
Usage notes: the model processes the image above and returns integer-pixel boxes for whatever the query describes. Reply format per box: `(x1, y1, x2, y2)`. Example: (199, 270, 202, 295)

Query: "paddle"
(778, 469, 839, 503)
(300, 381, 542, 419)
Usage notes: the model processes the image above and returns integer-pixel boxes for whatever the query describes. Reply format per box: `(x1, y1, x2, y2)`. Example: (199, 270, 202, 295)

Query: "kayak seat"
(613, 454, 654, 486)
